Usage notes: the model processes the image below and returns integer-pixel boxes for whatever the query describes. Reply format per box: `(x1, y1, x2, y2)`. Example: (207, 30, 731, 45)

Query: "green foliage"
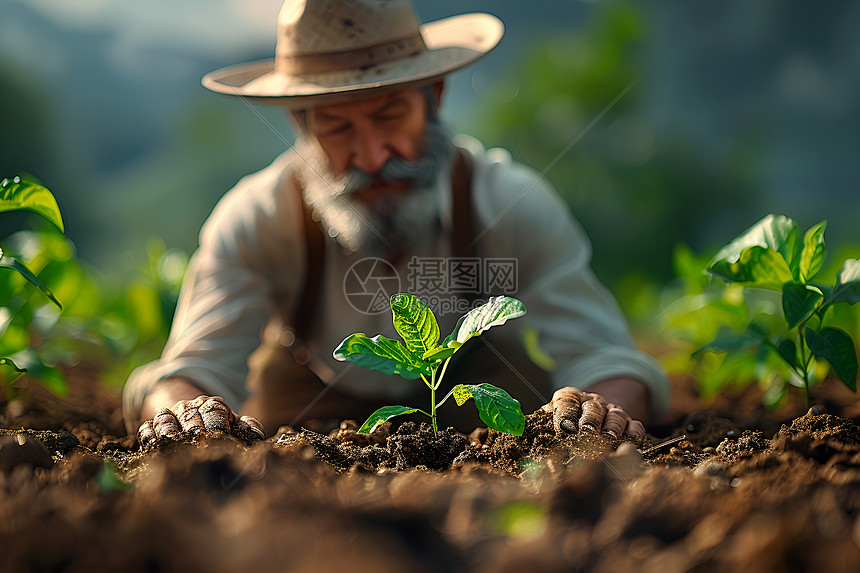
(699, 214, 859, 406)
(1, 228, 187, 393)
(1, 175, 66, 392)
(334, 294, 527, 437)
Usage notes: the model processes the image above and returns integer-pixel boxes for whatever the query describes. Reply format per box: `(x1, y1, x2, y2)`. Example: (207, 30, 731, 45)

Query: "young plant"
(700, 214, 860, 407)
(1, 175, 65, 383)
(333, 294, 527, 437)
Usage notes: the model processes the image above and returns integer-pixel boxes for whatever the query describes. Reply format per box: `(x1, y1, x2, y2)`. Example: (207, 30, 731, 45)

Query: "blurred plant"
(1, 223, 187, 394)
(699, 215, 858, 408)
(654, 215, 860, 408)
(1, 175, 66, 394)
(648, 244, 785, 405)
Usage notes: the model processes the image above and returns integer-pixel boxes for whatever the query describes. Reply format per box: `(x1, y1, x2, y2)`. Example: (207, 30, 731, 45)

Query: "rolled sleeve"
(122, 153, 304, 423)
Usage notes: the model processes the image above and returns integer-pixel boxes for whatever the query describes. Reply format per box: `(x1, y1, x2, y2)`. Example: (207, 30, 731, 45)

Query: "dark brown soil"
(1, 368, 859, 573)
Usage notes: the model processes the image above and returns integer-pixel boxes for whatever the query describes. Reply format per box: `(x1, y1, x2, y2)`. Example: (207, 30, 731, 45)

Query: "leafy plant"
(333, 294, 527, 437)
(1, 175, 65, 388)
(1, 231, 188, 390)
(699, 214, 860, 407)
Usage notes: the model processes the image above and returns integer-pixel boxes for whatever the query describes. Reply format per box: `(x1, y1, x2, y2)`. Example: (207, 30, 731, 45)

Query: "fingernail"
(560, 419, 577, 433)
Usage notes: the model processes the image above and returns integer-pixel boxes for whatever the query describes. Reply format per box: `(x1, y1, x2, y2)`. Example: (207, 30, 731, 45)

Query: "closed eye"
(373, 99, 410, 122)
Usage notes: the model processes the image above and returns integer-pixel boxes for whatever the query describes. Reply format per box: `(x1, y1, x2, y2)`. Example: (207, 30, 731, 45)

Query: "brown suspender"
(293, 176, 326, 343)
(450, 148, 476, 261)
(292, 148, 474, 340)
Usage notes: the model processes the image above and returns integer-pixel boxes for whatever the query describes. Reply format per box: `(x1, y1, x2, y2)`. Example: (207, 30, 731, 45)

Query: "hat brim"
(201, 12, 503, 109)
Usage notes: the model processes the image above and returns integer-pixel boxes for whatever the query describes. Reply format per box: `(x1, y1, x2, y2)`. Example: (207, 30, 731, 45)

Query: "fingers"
(136, 395, 264, 448)
(578, 392, 608, 433)
(550, 387, 647, 445)
(137, 420, 156, 448)
(625, 419, 646, 444)
(598, 405, 644, 444)
(550, 387, 583, 434)
(236, 416, 266, 440)
(175, 400, 205, 435)
(602, 405, 629, 440)
(153, 408, 181, 439)
(199, 396, 232, 431)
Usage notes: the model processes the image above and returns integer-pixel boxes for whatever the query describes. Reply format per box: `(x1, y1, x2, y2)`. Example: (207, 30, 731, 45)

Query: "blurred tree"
(468, 1, 759, 289)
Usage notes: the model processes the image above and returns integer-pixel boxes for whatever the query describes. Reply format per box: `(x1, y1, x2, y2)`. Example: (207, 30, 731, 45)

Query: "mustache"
(338, 154, 439, 196)
(337, 117, 453, 195)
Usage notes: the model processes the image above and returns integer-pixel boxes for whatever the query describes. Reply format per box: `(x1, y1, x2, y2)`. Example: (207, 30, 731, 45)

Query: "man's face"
(305, 87, 432, 198)
(294, 84, 451, 256)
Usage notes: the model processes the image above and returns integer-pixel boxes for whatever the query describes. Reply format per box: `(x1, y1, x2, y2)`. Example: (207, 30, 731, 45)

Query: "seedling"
(333, 294, 527, 437)
(700, 214, 860, 407)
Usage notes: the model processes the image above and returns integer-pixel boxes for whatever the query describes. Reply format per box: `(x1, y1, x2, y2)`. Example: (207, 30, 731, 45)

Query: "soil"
(2, 368, 860, 573)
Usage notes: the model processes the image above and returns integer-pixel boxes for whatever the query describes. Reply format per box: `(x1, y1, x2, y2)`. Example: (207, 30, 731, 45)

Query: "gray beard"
(296, 119, 453, 258)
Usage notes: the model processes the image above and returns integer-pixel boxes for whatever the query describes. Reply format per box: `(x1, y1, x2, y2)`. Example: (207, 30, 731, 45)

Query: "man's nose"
(352, 130, 391, 175)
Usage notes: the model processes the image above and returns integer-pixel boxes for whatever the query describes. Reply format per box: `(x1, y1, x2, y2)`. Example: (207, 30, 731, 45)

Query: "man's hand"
(137, 395, 265, 449)
(541, 386, 647, 444)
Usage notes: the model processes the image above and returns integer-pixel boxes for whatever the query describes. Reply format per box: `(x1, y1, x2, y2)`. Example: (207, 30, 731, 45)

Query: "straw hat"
(202, 0, 504, 109)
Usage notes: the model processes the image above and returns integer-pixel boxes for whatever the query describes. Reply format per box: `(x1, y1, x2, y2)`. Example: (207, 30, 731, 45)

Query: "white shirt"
(123, 135, 670, 421)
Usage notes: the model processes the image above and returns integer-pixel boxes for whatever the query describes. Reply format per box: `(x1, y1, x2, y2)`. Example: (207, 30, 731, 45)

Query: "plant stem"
(430, 367, 438, 437)
(798, 329, 811, 410)
(435, 358, 450, 390)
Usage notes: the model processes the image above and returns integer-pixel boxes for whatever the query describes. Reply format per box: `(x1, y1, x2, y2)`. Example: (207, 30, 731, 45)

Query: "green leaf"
(829, 259, 860, 305)
(0, 357, 27, 375)
(762, 380, 787, 410)
(422, 345, 456, 362)
(333, 333, 431, 379)
(0, 175, 64, 232)
(450, 383, 525, 435)
(452, 384, 473, 406)
(804, 327, 858, 392)
(0, 253, 62, 308)
(708, 246, 794, 290)
(781, 282, 822, 330)
(707, 214, 800, 287)
(694, 327, 763, 356)
(389, 293, 440, 357)
(358, 405, 427, 433)
(6, 350, 68, 396)
(799, 221, 826, 281)
(442, 296, 527, 348)
(776, 338, 798, 370)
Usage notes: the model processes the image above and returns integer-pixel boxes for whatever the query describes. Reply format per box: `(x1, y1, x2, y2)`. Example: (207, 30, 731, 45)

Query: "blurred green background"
(2, 0, 860, 393)
(3, 0, 859, 285)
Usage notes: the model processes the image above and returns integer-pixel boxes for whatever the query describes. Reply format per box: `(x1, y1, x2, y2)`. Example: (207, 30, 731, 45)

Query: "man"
(124, 0, 670, 444)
